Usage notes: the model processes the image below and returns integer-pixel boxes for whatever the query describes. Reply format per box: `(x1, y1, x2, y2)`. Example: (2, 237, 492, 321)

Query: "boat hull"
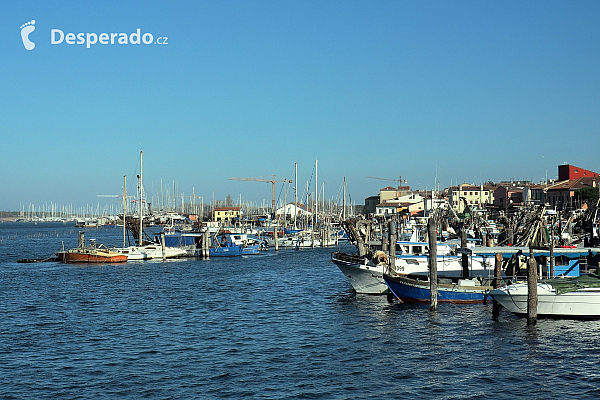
(384, 274, 490, 304)
(209, 246, 244, 257)
(57, 251, 127, 263)
(331, 253, 389, 294)
(113, 245, 187, 260)
(490, 284, 600, 318)
(241, 245, 260, 255)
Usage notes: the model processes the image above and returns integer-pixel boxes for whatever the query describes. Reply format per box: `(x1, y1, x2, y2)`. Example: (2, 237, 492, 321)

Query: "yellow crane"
(230, 175, 293, 211)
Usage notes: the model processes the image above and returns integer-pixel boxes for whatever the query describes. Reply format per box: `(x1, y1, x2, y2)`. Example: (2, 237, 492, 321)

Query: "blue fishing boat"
(383, 274, 492, 304)
(209, 233, 244, 257)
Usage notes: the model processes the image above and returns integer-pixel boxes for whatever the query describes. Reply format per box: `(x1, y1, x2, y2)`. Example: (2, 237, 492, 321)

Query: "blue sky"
(2, 1, 600, 212)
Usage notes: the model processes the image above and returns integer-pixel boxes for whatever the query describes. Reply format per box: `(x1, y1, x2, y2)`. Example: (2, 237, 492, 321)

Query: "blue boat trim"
(383, 274, 492, 304)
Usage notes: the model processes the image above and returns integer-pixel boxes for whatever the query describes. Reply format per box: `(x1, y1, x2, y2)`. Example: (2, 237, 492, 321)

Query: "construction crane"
(366, 176, 407, 184)
(230, 175, 293, 211)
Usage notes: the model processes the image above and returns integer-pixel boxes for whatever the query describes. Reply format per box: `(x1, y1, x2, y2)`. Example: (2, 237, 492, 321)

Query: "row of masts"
(18, 158, 357, 223)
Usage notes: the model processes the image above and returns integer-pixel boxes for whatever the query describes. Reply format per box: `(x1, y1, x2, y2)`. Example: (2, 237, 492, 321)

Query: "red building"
(558, 164, 600, 181)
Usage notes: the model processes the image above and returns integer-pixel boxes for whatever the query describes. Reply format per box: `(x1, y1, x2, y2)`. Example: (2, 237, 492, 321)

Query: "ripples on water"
(2, 223, 600, 399)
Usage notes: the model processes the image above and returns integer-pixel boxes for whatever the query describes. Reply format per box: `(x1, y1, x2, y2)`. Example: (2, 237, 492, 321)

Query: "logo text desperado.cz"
(51, 29, 167, 48)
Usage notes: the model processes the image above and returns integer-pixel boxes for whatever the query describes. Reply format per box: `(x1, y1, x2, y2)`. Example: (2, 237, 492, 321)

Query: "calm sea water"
(1, 222, 600, 399)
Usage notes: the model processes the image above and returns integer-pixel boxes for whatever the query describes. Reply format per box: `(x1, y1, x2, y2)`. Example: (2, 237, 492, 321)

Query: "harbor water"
(1, 223, 600, 399)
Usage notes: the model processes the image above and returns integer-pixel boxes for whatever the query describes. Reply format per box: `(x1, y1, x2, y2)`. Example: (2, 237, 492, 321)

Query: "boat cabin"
(394, 241, 453, 256)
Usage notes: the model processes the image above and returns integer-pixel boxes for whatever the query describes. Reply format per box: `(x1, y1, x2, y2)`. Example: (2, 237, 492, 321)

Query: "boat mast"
(315, 160, 318, 228)
(343, 176, 346, 221)
(294, 162, 298, 230)
(139, 150, 143, 246)
(123, 175, 127, 248)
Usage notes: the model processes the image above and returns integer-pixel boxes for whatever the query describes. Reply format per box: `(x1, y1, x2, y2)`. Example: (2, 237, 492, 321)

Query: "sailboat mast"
(315, 160, 318, 227)
(123, 175, 127, 248)
(139, 150, 143, 246)
(294, 162, 298, 230)
(343, 176, 347, 221)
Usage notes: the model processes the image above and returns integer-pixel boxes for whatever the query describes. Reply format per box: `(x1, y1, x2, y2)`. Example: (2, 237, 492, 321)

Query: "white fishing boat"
(391, 241, 494, 278)
(331, 251, 390, 294)
(489, 275, 600, 319)
(331, 241, 495, 295)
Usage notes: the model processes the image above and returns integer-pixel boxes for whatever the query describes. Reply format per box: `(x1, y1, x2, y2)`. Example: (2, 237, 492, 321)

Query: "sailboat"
(112, 151, 186, 260)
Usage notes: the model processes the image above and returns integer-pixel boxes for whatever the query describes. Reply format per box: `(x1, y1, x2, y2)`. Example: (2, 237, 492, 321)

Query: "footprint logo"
(20, 20, 36, 50)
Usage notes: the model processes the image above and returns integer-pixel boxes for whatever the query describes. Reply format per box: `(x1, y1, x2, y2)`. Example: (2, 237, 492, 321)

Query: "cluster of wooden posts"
(422, 218, 541, 325)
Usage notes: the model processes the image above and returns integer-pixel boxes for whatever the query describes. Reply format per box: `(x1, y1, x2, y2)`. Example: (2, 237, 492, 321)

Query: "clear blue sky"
(2, 1, 600, 212)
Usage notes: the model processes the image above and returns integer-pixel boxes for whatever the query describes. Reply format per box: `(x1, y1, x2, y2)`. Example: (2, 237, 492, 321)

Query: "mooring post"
(388, 220, 396, 274)
(428, 217, 438, 311)
(381, 220, 389, 254)
(461, 227, 469, 279)
(527, 247, 538, 325)
(549, 219, 555, 277)
(160, 232, 166, 262)
(78, 231, 85, 249)
(492, 253, 502, 318)
(203, 233, 210, 259)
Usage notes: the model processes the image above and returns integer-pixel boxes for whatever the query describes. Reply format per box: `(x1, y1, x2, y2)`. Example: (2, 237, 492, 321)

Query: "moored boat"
(113, 244, 186, 260)
(209, 233, 245, 257)
(489, 274, 600, 319)
(331, 241, 496, 295)
(384, 273, 493, 304)
(57, 248, 127, 263)
(56, 232, 127, 263)
(331, 251, 389, 294)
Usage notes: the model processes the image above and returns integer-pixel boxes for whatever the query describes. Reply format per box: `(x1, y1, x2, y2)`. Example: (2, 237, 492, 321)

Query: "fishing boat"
(225, 232, 262, 255)
(331, 251, 390, 294)
(391, 242, 494, 278)
(56, 232, 127, 264)
(209, 233, 244, 257)
(489, 274, 600, 319)
(383, 273, 493, 304)
(331, 241, 495, 295)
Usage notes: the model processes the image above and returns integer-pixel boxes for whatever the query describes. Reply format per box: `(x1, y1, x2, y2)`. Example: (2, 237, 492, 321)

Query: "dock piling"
(428, 217, 438, 311)
(492, 253, 502, 318)
(527, 248, 538, 325)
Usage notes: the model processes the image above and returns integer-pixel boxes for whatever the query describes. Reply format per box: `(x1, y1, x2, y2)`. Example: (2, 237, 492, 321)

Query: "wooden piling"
(428, 217, 438, 311)
(461, 227, 469, 279)
(160, 232, 166, 262)
(381, 220, 389, 254)
(492, 253, 502, 318)
(527, 248, 538, 325)
(388, 220, 396, 274)
(78, 231, 85, 249)
(507, 228, 514, 246)
(202, 233, 210, 259)
(549, 220, 555, 277)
